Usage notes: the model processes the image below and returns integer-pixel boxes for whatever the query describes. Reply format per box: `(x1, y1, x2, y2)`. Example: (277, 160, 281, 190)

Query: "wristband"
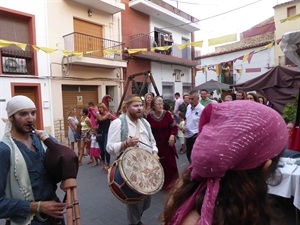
(37, 201, 41, 213)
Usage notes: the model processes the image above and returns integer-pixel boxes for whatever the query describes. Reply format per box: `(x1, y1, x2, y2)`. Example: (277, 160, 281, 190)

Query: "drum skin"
(108, 148, 164, 204)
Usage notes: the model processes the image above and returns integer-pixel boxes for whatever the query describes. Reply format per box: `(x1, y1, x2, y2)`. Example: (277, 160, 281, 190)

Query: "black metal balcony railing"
(1, 49, 34, 74)
(63, 32, 124, 60)
(128, 33, 201, 60)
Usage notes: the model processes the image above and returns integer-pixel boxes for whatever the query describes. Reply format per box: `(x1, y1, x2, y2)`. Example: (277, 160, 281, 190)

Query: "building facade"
(120, 0, 200, 107)
(0, 0, 127, 140)
(0, 1, 52, 137)
(196, 18, 275, 90)
(274, 0, 300, 66)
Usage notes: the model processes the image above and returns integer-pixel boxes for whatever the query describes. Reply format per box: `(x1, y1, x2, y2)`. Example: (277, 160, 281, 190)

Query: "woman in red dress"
(147, 96, 179, 190)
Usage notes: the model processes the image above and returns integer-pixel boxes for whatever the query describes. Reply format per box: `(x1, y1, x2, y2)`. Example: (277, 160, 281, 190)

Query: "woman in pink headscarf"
(161, 101, 288, 225)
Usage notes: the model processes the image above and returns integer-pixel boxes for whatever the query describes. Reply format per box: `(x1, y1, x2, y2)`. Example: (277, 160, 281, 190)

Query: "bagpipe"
(33, 126, 81, 225)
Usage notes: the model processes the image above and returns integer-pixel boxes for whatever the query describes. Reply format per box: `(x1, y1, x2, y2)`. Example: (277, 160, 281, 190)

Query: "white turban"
(4, 95, 36, 135)
(6, 95, 36, 117)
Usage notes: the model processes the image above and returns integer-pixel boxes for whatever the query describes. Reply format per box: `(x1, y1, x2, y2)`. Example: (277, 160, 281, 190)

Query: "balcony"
(71, 0, 125, 14)
(129, 0, 200, 32)
(63, 32, 127, 68)
(125, 33, 200, 67)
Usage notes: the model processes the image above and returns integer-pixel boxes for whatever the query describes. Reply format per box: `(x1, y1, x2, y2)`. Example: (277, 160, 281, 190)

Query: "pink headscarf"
(171, 100, 288, 225)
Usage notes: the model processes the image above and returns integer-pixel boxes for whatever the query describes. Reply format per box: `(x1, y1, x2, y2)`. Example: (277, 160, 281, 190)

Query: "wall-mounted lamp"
(181, 73, 184, 77)
(88, 8, 92, 17)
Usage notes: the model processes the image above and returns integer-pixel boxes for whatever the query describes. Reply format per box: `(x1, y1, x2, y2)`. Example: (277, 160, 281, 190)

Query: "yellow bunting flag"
(62, 50, 73, 56)
(72, 51, 83, 58)
(103, 49, 118, 55)
(280, 13, 300, 23)
(86, 50, 101, 54)
(242, 51, 255, 63)
(190, 41, 203, 48)
(0, 39, 27, 50)
(13, 42, 27, 51)
(0, 39, 13, 48)
(151, 46, 171, 52)
(32, 45, 58, 54)
(236, 69, 242, 75)
(178, 43, 189, 50)
(127, 48, 147, 54)
(215, 64, 221, 76)
(208, 34, 237, 46)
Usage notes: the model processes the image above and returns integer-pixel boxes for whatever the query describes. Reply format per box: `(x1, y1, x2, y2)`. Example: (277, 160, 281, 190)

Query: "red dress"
(147, 110, 179, 190)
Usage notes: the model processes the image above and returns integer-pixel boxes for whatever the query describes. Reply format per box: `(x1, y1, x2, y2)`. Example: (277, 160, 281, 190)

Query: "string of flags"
(197, 41, 274, 76)
(0, 38, 204, 58)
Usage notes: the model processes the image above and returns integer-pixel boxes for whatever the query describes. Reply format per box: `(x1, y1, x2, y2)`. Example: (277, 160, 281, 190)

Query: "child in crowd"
(89, 128, 101, 166)
(177, 112, 186, 154)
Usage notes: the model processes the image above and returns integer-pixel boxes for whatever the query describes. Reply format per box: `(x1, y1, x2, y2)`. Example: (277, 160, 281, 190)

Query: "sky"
(165, 0, 291, 41)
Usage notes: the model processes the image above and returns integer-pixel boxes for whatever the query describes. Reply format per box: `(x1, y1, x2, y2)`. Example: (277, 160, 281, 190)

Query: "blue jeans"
(98, 133, 110, 165)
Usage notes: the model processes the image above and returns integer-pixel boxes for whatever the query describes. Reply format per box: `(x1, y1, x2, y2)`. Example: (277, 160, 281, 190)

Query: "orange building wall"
(121, 0, 152, 94)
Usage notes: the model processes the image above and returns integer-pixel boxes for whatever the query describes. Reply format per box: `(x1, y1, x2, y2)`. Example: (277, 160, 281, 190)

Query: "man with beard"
(107, 95, 159, 225)
(0, 95, 66, 225)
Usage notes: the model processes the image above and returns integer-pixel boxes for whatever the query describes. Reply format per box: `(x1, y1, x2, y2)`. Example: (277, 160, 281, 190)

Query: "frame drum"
(108, 147, 164, 204)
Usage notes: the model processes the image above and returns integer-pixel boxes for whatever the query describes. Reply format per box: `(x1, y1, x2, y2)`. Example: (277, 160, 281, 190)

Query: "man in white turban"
(0, 95, 66, 225)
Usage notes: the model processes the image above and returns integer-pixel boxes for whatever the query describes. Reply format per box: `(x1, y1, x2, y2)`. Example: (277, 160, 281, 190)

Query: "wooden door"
(73, 19, 103, 57)
(13, 85, 43, 129)
(62, 85, 98, 137)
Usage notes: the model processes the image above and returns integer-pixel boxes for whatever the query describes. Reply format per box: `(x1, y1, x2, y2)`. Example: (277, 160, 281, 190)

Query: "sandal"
(103, 165, 110, 173)
(87, 160, 94, 164)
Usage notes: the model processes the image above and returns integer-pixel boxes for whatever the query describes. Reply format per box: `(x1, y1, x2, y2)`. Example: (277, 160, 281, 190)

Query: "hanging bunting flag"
(178, 43, 189, 50)
(256, 41, 274, 53)
(0, 39, 13, 48)
(0, 39, 27, 50)
(151, 46, 171, 51)
(236, 68, 242, 75)
(280, 13, 300, 23)
(242, 51, 255, 63)
(233, 55, 244, 62)
(62, 50, 73, 56)
(104, 49, 119, 55)
(72, 51, 83, 58)
(190, 41, 203, 48)
(215, 64, 222, 76)
(86, 49, 101, 54)
(14, 42, 27, 51)
(32, 45, 58, 54)
(127, 48, 147, 54)
(208, 33, 237, 46)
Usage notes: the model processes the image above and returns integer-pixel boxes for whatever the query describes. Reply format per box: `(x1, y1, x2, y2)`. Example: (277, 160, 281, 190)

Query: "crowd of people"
(0, 88, 295, 225)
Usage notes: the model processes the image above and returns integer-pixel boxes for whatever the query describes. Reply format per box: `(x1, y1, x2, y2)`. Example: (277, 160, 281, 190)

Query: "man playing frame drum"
(107, 95, 160, 225)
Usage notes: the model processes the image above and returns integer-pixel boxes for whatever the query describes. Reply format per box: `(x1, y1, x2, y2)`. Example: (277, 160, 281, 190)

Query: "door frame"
(11, 83, 43, 129)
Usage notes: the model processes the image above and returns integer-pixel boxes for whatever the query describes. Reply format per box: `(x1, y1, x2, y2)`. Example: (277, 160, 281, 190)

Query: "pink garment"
(171, 100, 289, 225)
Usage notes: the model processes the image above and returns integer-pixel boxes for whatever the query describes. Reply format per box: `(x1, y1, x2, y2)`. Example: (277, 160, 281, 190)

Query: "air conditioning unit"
(2, 57, 28, 74)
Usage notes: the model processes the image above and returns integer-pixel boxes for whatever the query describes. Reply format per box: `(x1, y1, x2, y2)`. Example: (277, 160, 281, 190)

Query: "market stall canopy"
(280, 30, 300, 67)
(194, 79, 230, 92)
(233, 65, 300, 113)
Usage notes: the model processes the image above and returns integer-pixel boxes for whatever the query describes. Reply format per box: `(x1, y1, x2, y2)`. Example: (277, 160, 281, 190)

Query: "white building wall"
(151, 62, 191, 98)
(196, 46, 275, 86)
(0, 77, 52, 138)
(148, 17, 194, 97)
(0, 0, 53, 137)
(150, 17, 191, 42)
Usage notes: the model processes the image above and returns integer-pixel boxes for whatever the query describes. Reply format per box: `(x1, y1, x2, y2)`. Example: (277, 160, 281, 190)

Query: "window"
(0, 8, 36, 75)
(287, 6, 296, 17)
(154, 28, 172, 47)
(183, 83, 192, 94)
(162, 82, 174, 101)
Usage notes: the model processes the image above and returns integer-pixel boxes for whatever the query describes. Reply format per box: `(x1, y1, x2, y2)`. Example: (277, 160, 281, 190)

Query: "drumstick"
(129, 136, 152, 148)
